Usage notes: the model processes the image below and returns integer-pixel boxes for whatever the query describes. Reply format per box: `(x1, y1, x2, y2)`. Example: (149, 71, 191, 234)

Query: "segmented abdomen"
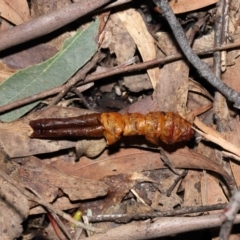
(100, 112, 194, 145)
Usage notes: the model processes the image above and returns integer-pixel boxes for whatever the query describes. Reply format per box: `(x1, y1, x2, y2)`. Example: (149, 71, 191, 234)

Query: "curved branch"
(0, 0, 112, 51)
(153, 0, 240, 109)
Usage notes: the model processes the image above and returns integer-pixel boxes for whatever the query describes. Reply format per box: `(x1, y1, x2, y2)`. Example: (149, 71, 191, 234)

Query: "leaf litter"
(0, 0, 240, 239)
(0, 18, 100, 122)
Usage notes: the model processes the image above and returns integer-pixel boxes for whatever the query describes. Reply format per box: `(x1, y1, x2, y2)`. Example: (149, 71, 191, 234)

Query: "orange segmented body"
(99, 112, 194, 145)
(30, 112, 194, 145)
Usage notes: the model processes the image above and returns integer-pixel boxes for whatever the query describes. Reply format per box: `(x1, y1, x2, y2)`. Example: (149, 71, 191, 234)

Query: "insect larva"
(30, 112, 194, 145)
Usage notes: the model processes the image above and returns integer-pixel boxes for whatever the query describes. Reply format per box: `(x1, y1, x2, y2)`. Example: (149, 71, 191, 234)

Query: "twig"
(48, 51, 103, 106)
(213, 0, 230, 131)
(86, 203, 227, 223)
(74, 226, 83, 240)
(71, 87, 94, 110)
(130, 189, 149, 206)
(81, 213, 240, 240)
(84, 41, 240, 83)
(212, 0, 231, 184)
(186, 15, 209, 46)
(159, 147, 181, 175)
(0, 169, 105, 233)
(166, 170, 188, 197)
(153, 0, 240, 109)
(82, 213, 93, 237)
(103, 0, 132, 10)
(0, 41, 240, 114)
(0, 0, 113, 51)
(219, 220, 233, 240)
(214, 0, 224, 79)
(219, 189, 240, 240)
(48, 212, 71, 240)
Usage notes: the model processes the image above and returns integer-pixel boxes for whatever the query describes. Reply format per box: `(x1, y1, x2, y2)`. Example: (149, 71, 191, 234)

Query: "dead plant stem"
(47, 51, 103, 107)
(0, 0, 113, 51)
(154, 0, 240, 109)
(213, 0, 230, 129)
(219, 188, 240, 240)
(81, 214, 240, 240)
(0, 169, 105, 233)
(87, 203, 227, 223)
(0, 42, 240, 114)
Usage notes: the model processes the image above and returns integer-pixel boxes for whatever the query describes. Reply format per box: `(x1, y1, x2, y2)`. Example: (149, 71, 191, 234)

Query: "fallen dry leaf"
(195, 118, 240, 187)
(188, 78, 214, 102)
(182, 170, 202, 210)
(0, 61, 16, 84)
(0, 0, 30, 25)
(101, 172, 155, 212)
(77, 172, 155, 218)
(3, 44, 58, 69)
(118, 8, 160, 89)
(15, 156, 108, 202)
(169, 0, 219, 14)
(152, 190, 182, 211)
(0, 150, 29, 240)
(154, 32, 189, 116)
(0, 177, 29, 239)
(120, 96, 158, 114)
(224, 118, 240, 187)
(70, 172, 156, 234)
(201, 174, 228, 213)
(151, 175, 183, 211)
(194, 118, 240, 158)
(230, 160, 240, 188)
(124, 72, 153, 92)
(194, 117, 224, 139)
(197, 138, 217, 165)
(157, 168, 181, 193)
(29, 195, 80, 215)
(101, 13, 136, 64)
(51, 147, 233, 188)
(222, 55, 240, 93)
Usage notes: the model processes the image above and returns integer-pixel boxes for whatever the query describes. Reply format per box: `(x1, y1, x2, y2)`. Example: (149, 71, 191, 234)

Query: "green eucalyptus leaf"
(0, 18, 99, 122)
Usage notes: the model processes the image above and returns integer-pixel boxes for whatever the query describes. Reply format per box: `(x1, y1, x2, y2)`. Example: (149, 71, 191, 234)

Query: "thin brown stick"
(154, 0, 240, 108)
(81, 213, 240, 240)
(0, 169, 105, 233)
(48, 51, 103, 107)
(48, 212, 72, 240)
(213, 0, 230, 132)
(86, 203, 227, 223)
(219, 189, 240, 240)
(166, 169, 188, 197)
(159, 147, 181, 175)
(71, 87, 94, 110)
(0, 0, 113, 51)
(85, 41, 240, 83)
(0, 42, 240, 114)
